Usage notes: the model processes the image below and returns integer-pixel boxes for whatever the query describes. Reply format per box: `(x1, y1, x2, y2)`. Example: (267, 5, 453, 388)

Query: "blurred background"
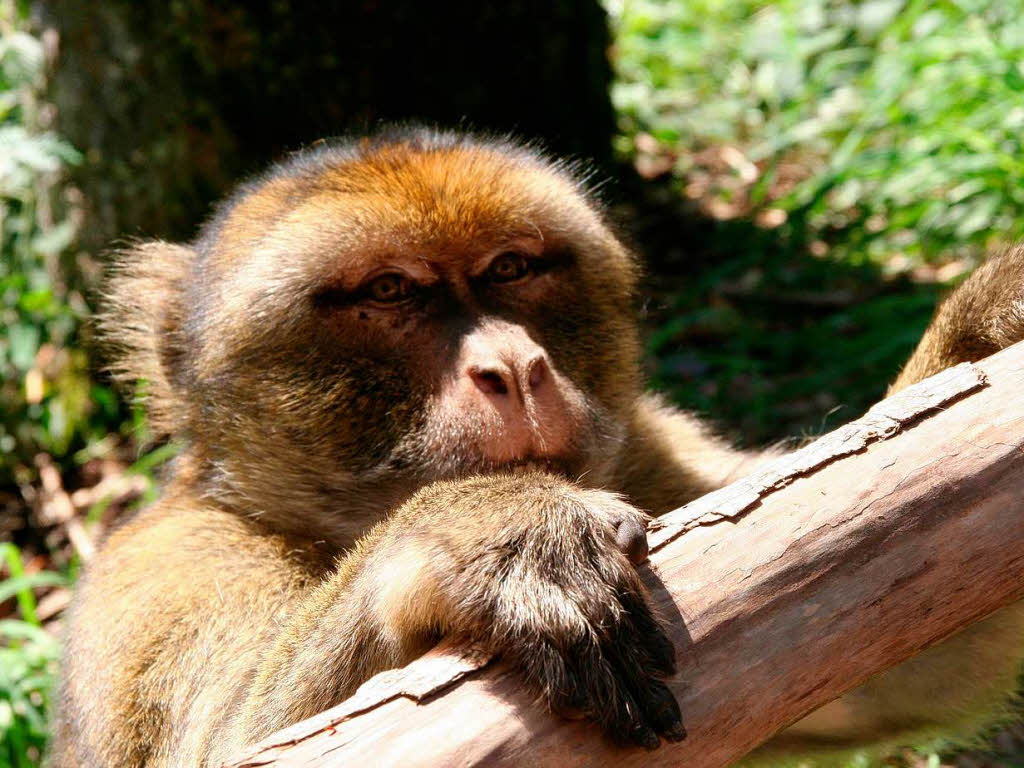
(2, 0, 1024, 764)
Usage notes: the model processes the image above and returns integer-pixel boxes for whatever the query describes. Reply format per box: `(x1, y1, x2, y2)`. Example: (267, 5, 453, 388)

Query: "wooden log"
(225, 341, 1024, 768)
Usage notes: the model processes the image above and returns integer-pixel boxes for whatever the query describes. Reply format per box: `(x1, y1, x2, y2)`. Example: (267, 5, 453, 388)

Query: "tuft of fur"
(98, 240, 195, 436)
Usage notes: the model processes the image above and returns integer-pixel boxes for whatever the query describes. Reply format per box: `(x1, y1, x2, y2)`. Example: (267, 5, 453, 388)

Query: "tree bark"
(225, 341, 1024, 768)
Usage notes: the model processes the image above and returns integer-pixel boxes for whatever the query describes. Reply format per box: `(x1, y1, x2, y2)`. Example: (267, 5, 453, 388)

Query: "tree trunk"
(45, 0, 616, 252)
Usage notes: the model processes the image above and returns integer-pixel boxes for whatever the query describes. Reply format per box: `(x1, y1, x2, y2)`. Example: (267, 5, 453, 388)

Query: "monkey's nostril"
(469, 367, 510, 396)
(527, 357, 548, 389)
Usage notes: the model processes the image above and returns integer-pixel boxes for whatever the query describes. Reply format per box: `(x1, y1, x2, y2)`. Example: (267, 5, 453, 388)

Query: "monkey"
(51, 127, 1024, 767)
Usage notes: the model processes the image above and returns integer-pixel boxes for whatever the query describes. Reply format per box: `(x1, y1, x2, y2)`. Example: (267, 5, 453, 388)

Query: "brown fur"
(53, 128, 1024, 766)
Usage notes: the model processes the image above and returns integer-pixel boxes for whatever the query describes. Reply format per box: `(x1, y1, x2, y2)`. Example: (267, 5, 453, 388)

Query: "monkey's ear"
(99, 240, 195, 437)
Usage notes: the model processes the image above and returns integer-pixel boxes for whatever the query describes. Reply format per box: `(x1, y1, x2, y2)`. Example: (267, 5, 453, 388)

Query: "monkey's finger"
(602, 613, 685, 741)
(603, 678, 661, 750)
(617, 588, 677, 677)
(635, 679, 686, 742)
(572, 642, 661, 750)
(614, 517, 649, 565)
(599, 678, 661, 750)
(516, 637, 592, 723)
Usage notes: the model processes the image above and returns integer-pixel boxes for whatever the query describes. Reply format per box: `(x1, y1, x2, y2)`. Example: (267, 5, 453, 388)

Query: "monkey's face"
(183, 137, 641, 531)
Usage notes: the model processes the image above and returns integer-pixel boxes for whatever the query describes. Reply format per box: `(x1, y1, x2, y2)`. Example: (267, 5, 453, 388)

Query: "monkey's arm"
(891, 244, 1024, 392)
(57, 497, 431, 767)
(54, 495, 321, 768)
(58, 473, 682, 767)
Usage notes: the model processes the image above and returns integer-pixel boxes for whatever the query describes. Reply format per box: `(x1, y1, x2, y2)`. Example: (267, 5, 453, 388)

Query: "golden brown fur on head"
(99, 240, 194, 436)
(101, 128, 643, 544)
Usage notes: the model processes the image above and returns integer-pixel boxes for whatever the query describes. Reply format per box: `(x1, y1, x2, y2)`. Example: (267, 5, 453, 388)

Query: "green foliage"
(643, 244, 941, 443)
(608, 0, 1024, 264)
(0, 0, 120, 487)
(0, 545, 64, 768)
(605, 0, 1024, 442)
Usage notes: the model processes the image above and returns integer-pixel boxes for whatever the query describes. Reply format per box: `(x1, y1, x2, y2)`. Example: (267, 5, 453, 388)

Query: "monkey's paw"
(459, 484, 685, 749)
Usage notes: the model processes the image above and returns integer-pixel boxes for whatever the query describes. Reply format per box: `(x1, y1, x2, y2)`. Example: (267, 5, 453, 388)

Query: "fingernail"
(638, 728, 660, 750)
(665, 722, 687, 742)
(616, 521, 649, 565)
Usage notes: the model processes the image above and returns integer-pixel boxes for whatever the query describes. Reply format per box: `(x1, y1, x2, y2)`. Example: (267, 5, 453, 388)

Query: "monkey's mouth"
(382, 393, 621, 485)
(493, 455, 577, 478)
(381, 437, 583, 483)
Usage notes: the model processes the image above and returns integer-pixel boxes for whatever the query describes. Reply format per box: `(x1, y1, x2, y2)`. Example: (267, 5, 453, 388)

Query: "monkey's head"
(104, 129, 643, 542)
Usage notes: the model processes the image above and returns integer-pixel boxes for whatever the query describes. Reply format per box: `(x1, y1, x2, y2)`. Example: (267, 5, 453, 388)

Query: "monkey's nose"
(468, 354, 549, 401)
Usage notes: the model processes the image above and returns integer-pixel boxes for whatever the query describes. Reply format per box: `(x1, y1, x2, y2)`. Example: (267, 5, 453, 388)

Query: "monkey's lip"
(498, 456, 575, 477)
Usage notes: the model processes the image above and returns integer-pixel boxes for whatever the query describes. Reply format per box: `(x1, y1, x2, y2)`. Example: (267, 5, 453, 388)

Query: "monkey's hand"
(232, 471, 683, 752)
(894, 245, 1024, 391)
(375, 471, 684, 749)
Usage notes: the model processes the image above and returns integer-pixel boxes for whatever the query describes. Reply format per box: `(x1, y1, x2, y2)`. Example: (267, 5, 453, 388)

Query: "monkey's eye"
(487, 252, 532, 284)
(365, 273, 415, 304)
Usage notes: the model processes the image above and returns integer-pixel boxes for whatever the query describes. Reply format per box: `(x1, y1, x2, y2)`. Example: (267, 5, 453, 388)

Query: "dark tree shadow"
(608, 168, 945, 447)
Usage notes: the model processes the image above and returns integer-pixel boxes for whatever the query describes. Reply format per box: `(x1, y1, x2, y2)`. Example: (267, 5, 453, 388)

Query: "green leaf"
(0, 573, 66, 607)
(6, 323, 39, 371)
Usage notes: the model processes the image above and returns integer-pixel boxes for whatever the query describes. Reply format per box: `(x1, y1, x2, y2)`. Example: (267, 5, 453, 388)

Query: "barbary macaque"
(52, 128, 1024, 767)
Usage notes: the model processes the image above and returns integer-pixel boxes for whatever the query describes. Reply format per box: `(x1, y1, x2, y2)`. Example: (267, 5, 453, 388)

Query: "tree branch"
(225, 341, 1024, 768)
